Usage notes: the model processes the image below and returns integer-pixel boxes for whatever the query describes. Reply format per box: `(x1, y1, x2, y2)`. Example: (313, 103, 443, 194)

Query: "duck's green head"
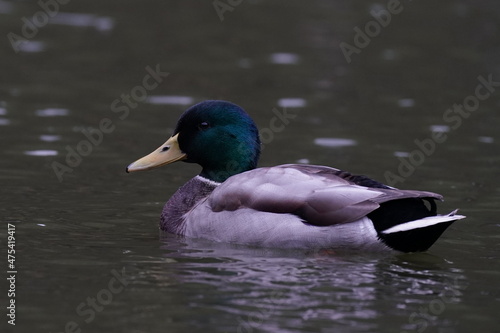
(127, 100, 261, 183)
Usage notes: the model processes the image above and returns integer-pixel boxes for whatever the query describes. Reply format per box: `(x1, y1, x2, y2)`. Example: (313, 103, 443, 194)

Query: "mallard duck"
(127, 100, 465, 252)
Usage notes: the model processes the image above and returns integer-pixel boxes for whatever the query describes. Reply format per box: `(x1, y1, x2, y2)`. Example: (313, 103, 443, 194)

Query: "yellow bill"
(126, 133, 186, 173)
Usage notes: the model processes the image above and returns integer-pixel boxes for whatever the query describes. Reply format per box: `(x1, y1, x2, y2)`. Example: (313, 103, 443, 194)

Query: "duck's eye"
(198, 122, 210, 130)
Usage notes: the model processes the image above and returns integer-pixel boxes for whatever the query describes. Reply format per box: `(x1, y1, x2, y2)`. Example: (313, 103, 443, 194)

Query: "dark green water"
(1, 1, 499, 332)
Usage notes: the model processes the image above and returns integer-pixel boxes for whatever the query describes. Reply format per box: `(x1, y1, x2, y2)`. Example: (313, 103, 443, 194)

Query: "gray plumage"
(160, 164, 462, 250)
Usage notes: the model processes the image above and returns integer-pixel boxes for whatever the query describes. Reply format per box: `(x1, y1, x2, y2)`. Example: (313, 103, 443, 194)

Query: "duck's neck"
(161, 175, 220, 234)
(200, 164, 254, 183)
(199, 143, 260, 183)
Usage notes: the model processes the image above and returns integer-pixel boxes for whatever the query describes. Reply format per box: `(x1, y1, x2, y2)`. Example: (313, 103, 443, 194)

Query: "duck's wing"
(208, 164, 443, 226)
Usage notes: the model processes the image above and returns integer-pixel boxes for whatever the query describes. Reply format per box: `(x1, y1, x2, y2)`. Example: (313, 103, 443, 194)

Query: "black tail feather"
(369, 198, 456, 252)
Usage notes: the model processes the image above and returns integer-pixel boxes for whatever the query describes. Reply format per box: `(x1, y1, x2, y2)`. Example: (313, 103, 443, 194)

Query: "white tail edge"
(381, 209, 466, 234)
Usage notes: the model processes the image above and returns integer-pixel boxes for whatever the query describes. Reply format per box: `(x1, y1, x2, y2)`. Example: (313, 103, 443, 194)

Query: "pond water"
(1, 1, 499, 332)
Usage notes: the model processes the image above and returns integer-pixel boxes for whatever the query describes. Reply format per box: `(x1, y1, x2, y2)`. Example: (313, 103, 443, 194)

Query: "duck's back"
(207, 164, 443, 225)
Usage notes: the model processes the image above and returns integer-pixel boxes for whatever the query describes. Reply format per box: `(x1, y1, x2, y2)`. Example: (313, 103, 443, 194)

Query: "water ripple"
(35, 108, 69, 117)
(314, 137, 357, 148)
(269, 53, 300, 65)
(49, 13, 115, 32)
(16, 41, 46, 53)
(277, 98, 306, 108)
(39, 135, 62, 142)
(24, 150, 58, 156)
(146, 95, 194, 105)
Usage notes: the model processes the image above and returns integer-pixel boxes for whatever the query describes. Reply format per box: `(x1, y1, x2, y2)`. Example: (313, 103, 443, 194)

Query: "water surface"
(1, 1, 499, 332)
